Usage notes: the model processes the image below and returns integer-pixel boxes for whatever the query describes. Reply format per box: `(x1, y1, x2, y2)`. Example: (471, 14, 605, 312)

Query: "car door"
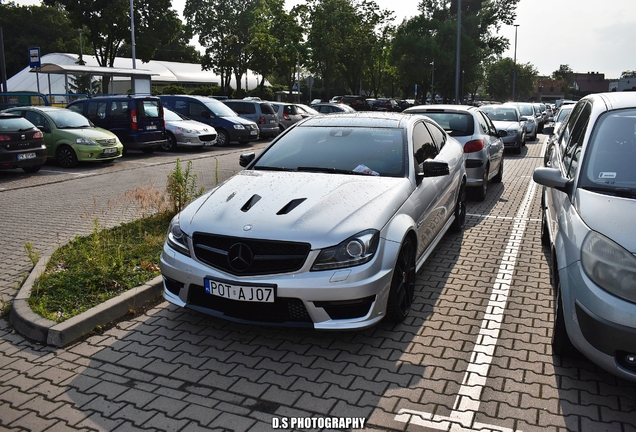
(410, 120, 447, 258)
(545, 100, 592, 250)
(478, 111, 504, 177)
(23, 110, 55, 157)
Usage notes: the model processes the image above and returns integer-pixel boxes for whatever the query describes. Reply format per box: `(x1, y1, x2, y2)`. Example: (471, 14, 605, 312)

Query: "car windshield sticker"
(599, 172, 617, 179)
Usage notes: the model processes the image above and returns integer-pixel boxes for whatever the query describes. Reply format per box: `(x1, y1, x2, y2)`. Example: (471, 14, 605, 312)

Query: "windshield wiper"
(253, 166, 294, 172)
(582, 185, 636, 198)
(296, 166, 370, 175)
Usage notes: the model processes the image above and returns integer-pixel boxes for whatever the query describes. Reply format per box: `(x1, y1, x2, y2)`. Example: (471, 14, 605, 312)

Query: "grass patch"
(28, 212, 173, 322)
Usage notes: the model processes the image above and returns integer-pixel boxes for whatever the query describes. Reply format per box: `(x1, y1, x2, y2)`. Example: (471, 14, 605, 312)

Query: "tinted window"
(481, 107, 519, 122)
(87, 101, 107, 120)
(413, 121, 438, 163)
(110, 101, 129, 121)
(562, 102, 591, 179)
(260, 103, 276, 115)
(425, 121, 447, 150)
(140, 100, 161, 118)
(24, 111, 49, 130)
(0, 116, 35, 131)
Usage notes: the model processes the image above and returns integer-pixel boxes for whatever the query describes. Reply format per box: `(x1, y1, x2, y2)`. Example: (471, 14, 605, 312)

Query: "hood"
(167, 119, 213, 133)
(491, 120, 521, 131)
(56, 127, 117, 140)
(180, 171, 411, 248)
(577, 189, 636, 253)
(225, 115, 257, 126)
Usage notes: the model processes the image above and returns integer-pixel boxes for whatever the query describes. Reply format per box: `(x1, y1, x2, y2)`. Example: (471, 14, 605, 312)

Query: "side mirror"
(498, 129, 507, 138)
(239, 152, 256, 167)
(421, 160, 449, 178)
(40, 126, 51, 134)
(519, 116, 528, 121)
(533, 167, 573, 195)
(543, 126, 554, 135)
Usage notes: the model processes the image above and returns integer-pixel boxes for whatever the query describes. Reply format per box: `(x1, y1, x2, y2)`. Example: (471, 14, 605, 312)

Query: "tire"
(522, 131, 526, 146)
(515, 143, 522, 154)
(216, 130, 229, 147)
(450, 180, 466, 232)
(161, 134, 177, 151)
(492, 157, 503, 183)
(56, 145, 78, 168)
(475, 166, 488, 201)
(22, 164, 42, 173)
(385, 237, 416, 323)
(552, 279, 579, 357)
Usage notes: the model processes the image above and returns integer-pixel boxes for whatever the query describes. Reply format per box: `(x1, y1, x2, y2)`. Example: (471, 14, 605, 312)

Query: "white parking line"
(467, 213, 541, 222)
(39, 169, 92, 177)
(395, 178, 538, 432)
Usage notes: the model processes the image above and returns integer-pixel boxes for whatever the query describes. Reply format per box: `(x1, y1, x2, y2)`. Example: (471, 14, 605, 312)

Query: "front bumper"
(159, 237, 400, 330)
(560, 262, 636, 382)
(76, 144, 124, 161)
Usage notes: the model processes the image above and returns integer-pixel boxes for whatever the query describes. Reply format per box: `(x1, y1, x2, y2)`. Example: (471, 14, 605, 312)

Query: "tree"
(0, 2, 77, 79)
(552, 64, 574, 86)
(485, 57, 537, 101)
(44, 0, 181, 91)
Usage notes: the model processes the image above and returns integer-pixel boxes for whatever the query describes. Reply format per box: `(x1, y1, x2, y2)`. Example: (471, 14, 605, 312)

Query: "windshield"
(512, 104, 534, 116)
(46, 110, 92, 128)
(580, 108, 636, 193)
(482, 107, 518, 122)
(164, 109, 184, 121)
(556, 107, 573, 123)
(204, 99, 239, 117)
(0, 116, 36, 131)
(253, 126, 406, 178)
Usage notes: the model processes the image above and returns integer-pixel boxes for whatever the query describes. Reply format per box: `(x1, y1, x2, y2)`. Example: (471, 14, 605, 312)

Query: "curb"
(10, 248, 163, 348)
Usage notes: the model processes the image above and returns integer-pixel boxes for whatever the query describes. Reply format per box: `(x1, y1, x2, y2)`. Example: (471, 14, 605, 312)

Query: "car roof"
(585, 91, 636, 111)
(7, 106, 68, 112)
(404, 104, 477, 113)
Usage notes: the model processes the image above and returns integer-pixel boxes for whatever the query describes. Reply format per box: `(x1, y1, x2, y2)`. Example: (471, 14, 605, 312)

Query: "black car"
(373, 98, 400, 112)
(0, 113, 48, 173)
(67, 95, 167, 153)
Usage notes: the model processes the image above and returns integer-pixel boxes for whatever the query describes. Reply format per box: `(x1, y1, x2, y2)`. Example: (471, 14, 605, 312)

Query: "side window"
(562, 102, 591, 179)
(413, 121, 439, 164)
(188, 102, 205, 117)
(67, 104, 83, 115)
(475, 112, 490, 135)
(87, 101, 107, 120)
(479, 112, 497, 135)
(110, 101, 129, 120)
(426, 121, 447, 150)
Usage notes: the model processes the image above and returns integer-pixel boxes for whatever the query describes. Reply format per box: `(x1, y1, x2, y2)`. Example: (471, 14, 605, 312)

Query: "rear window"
(482, 107, 519, 122)
(417, 112, 474, 137)
(260, 103, 276, 115)
(226, 102, 256, 115)
(0, 116, 35, 131)
(139, 100, 162, 118)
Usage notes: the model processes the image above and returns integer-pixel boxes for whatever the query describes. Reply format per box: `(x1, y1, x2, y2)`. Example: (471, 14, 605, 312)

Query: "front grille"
(192, 233, 311, 276)
(188, 284, 312, 324)
(199, 134, 217, 142)
(96, 138, 118, 146)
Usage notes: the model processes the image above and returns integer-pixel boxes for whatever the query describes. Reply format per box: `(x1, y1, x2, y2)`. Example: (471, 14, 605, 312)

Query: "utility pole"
(454, 0, 461, 104)
(129, 0, 137, 94)
(512, 24, 519, 101)
(430, 60, 434, 104)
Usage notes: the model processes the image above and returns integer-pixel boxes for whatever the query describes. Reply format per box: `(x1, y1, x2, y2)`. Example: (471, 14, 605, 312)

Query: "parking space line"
(395, 176, 538, 432)
(467, 213, 540, 222)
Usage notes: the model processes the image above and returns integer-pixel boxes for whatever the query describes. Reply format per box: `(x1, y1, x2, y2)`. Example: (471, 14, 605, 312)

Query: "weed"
(166, 158, 204, 213)
(24, 243, 40, 266)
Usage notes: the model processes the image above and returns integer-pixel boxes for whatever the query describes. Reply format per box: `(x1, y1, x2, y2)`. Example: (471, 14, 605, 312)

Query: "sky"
(11, 0, 636, 79)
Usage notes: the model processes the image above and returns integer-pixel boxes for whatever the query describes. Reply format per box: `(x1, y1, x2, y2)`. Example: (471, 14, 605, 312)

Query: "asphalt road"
(0, 135, 635, 432)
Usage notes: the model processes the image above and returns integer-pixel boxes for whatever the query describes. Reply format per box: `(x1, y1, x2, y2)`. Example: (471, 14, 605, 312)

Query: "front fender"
(383, 213, 416, 248)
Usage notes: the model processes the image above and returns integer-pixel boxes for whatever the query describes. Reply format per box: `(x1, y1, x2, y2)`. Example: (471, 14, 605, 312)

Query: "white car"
(534, 92, 636, 382)
(161, 108, 217, 151)
(160, 112, 467, 329)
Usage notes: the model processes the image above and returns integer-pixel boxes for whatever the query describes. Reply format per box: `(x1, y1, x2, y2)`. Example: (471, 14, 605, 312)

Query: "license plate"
(18, 152, 36, 160)
(147, 125, 157, 130)
(103, 147, 118, 154)
(203, 141, 214, 146)
(204, 278, 275, 303)
(269, 119, 276, 124)
(250, 130, 258, 135)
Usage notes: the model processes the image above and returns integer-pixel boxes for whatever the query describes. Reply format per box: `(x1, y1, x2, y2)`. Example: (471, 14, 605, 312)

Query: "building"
(609, 71, 636, 92)
(571, 72, 612, 94)
(6, 53, 267, 101)
(535, 77, 566, 102)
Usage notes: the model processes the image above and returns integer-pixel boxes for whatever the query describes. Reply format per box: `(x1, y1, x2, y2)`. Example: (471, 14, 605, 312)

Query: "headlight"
(507, 130, 518, 136)
(311, 230, 379, 271)
(167, 215, 191, 256)
(76, 137, 98, 145)
(233, 124, 246, 130)
(581, 231, 636, 303)
(177, 127, 195, 134)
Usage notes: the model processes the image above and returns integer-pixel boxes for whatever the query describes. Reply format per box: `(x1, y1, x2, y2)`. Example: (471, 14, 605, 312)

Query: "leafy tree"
(0, 2, 78, 79)
(485, 57, 537, 101)
(551, 64, 574, 86)
(43, 0, 181, 91)
(120, 28, 201, 64)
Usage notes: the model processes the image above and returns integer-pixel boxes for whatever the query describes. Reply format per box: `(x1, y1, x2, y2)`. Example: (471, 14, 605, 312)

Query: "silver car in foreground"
(162, 108, 217, 151)
(160, 112, 467, 329)
(403, 104, 505, 201)
(534, 92, 636, 382)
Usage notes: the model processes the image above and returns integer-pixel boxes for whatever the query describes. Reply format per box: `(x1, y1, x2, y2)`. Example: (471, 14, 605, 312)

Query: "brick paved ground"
(1, 138, 635, 431)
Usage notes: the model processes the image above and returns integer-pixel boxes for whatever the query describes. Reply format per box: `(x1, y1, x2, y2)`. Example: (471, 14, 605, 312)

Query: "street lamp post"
(430, 60, 435, 104)
(78, 29, 84, 65)
(512, 24, 519, 101)
(454, 0, 461, 104)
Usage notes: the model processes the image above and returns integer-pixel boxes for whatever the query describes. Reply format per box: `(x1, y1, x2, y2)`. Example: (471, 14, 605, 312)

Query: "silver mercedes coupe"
(160, 112, 467, 329)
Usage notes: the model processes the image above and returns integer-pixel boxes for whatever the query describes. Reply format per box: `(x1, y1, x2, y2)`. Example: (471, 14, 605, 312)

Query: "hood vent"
(277, 198, 306, 215)
(241, 194, 261, 212)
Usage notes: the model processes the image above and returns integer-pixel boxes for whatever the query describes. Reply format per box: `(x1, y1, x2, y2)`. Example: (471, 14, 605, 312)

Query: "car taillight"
(464, 139, 484, 153)
(131, 108, 138, 130)
(258, 116, 266, 124)
(33, 131, 43, 139)
(283, 114, 290, 120)
(0, 135, 11, 141)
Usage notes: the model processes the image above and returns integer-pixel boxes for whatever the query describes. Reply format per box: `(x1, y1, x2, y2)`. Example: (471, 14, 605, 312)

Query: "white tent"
(6, 53, 268, 97)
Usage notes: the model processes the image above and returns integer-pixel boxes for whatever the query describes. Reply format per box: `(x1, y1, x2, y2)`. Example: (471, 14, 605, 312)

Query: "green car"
(3, 106, 124, 168)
